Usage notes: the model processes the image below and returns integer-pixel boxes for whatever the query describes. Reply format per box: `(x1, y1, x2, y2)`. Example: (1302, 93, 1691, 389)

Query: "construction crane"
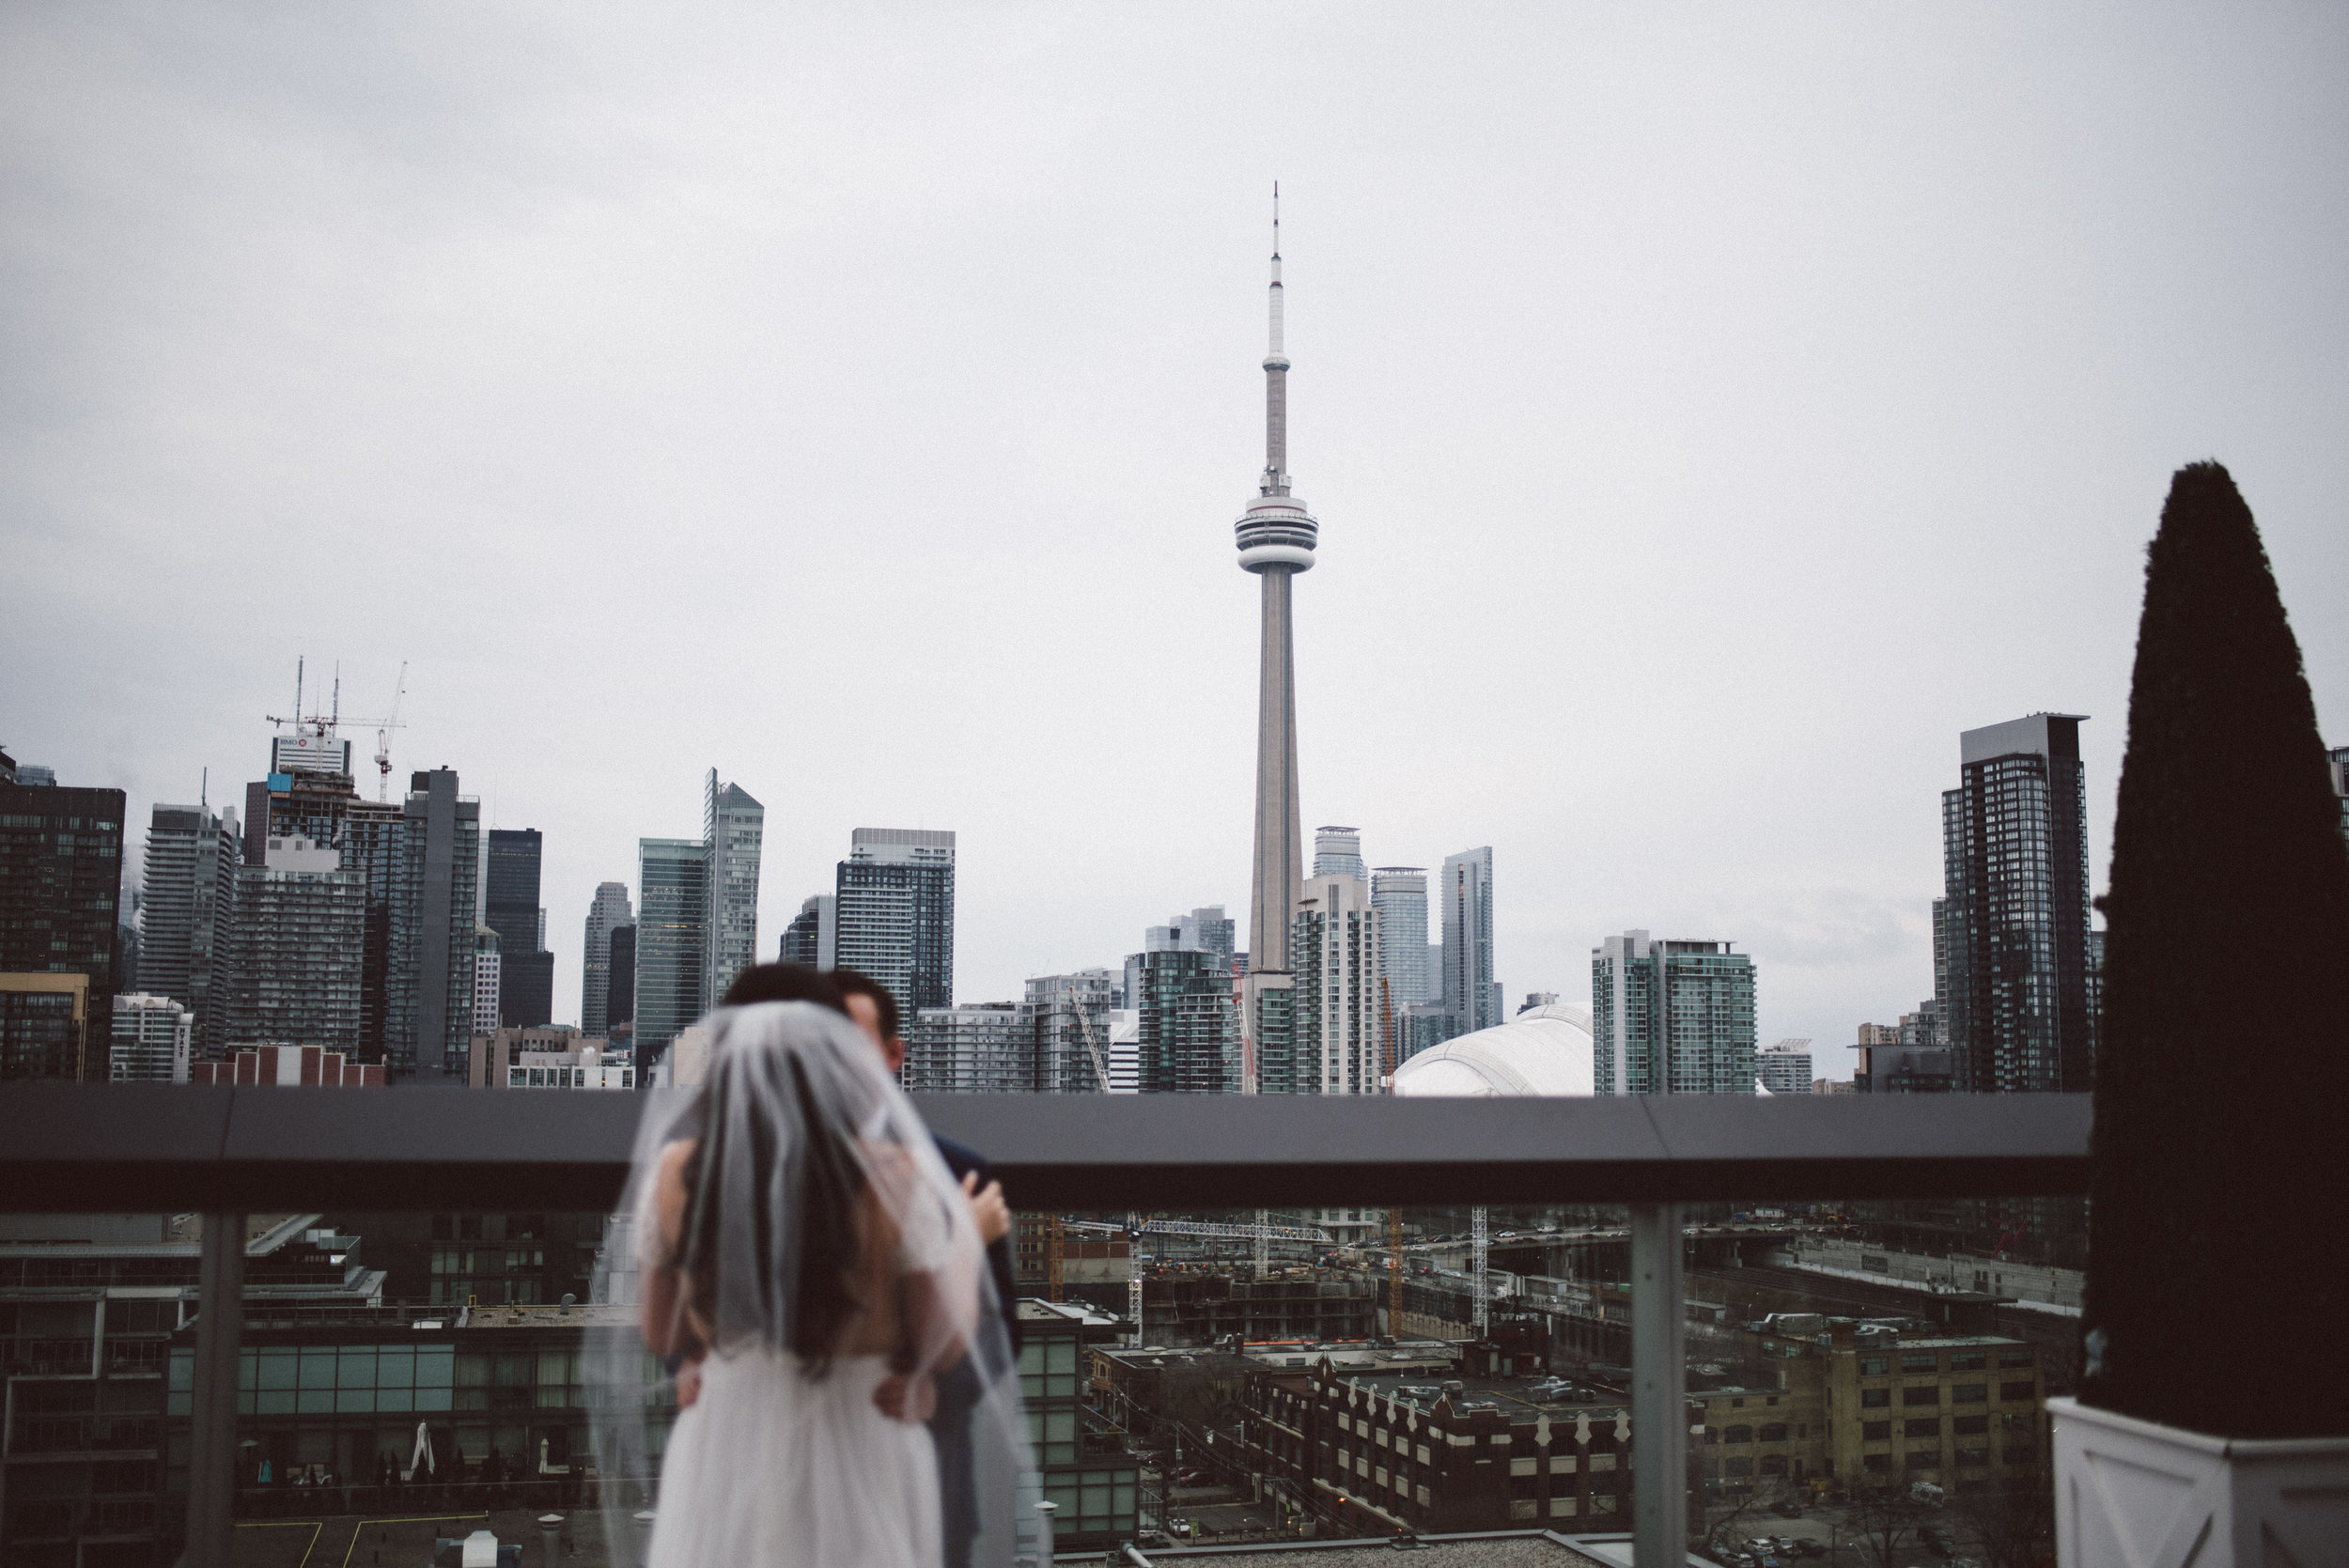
(263, 658, 409, 800)
(1136, 1219, 1331, 1244)
(373, 662, 409, 801)
(1383, 976, 1404, 1331)
(1050, 987, 1121, 1309)
(1471, 1206, 1490, 1336)
(1060, 998, 1155, 1343)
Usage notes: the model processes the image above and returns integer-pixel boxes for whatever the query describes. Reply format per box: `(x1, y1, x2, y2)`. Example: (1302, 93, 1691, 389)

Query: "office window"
(1900, 1353, 1938, 1373)
(1952, 1415, 1989, 1436)
(1904, 1387, 1940, 1406)
(1725, 1426, 1753, 1444)
(1949, 1353, 1987, 1372)
(1859, 1357, 1890, 1375)
(1861, 1421, 1890, 1440)
(1861, 1389, 1890, 1409)
(1954, 1384, 1987, 1404)
(2001, 1380, 2036, 1402)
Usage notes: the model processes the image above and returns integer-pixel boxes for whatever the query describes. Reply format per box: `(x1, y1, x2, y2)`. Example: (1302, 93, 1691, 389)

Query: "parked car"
(1771, 1498, 1805, 1517)
(1794, 1541, 1828, 1558)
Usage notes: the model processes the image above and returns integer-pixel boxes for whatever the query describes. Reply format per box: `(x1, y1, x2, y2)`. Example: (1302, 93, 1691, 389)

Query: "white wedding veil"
(589, 1001, 1039, 1567)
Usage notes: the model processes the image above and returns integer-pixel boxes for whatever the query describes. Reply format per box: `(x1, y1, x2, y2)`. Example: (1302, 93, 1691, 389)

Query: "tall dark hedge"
(2080, 462, 2349, 1437)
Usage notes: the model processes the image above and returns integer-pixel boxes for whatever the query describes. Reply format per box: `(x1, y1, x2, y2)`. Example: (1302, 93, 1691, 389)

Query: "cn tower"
(1237, 186, 1317, 1086)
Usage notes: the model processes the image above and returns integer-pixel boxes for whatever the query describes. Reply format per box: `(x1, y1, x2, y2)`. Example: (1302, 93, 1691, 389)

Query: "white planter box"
(2049, 1395, 2349, 1568)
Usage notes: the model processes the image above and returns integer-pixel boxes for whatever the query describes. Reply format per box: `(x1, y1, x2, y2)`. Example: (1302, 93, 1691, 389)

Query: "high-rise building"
(0, 974, 91, 1079)
(472, 925, 503, 1036)
(1189, 905, 1237, 972)
(703, 772, 765, 1008)
(484, 829, 542, 956)
(1106, 1010, 1140, 1094)
(253, 722, 415, 1063)
(226, 837, 366, 1052)
(835, 828, 955, 1028)
(111, 992, 192, 1082)
(389, 768, 480, 1077)
(2329, 745, 2349, 846)
(1439, 846, 1501, 1036)
(141, 802, 241, 1060)
(1591, 930, 1757, 1095)
(581, 881, 633, 1036)
(904, 1003, 1029, 1093)
(781, 893, 837, 970)
(1852, 1013, 1953, 1093)
(1937, 713, 2094, 1094)
(1122, 908, 1235, 1007)
(1756, 1038, 1813, 1094)
(1268, 873, 1383, 1094)
(1398, 1001, 1455, 1063)
(1237, 194, 1319, 1095)
(485, 828, 552, 1027)
(1024, 970, 1120, 1093)
(1313, 826, 1366, 882)
(115, 862, 142, 997)
(1371, 868, 1432, 1009)
(0, 772, 125, 1075)
(636, 837, 708, 1065)
(605, 924, 636, 1033)
(1131, 947, 1241, 1094)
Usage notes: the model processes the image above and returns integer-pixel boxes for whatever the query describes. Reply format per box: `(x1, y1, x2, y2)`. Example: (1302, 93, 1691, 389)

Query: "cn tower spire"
(1235, 183, 1318, 1093)
(1263, 182, 1289, 494)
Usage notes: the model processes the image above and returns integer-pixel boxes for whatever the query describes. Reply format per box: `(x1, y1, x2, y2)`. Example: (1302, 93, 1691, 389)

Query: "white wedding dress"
(599, 1002, 1033, 1568)
(647, 1348, 940, 1568)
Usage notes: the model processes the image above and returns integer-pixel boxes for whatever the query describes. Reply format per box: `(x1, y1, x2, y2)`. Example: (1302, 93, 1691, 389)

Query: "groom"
(832, 968, 1017, 1568)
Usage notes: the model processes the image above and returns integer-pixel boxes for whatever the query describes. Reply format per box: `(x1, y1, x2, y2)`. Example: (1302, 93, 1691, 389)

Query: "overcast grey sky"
(6, 4, 2343, 1068)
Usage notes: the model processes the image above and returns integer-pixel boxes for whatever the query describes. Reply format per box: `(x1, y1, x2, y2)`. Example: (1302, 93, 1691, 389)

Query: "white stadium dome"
(1391, 1003, 1596, 1097)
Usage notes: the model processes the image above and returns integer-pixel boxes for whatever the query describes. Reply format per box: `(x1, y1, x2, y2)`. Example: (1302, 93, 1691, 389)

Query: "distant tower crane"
(373, 662, 410, 800)
(264, 658, 411, 800)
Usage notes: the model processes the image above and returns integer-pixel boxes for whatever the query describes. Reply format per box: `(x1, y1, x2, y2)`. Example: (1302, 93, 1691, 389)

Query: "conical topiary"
(2081, 461, 2349, 1437)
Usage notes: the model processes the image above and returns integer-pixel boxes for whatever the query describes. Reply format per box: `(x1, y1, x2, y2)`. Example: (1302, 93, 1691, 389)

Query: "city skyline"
(5, 8, 2342, 1065)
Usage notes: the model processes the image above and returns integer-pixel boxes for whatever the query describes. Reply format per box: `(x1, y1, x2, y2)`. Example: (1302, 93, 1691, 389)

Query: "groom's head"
(831, 970, 905, 1076)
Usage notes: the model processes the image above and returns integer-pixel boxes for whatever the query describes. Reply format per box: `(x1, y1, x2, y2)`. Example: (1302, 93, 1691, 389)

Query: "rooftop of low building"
(1057, 1529, 1704, 1566)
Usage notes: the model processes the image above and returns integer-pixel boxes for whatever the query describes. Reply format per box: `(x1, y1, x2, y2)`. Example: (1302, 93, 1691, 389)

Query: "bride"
(599, 1000, 1034, 1568)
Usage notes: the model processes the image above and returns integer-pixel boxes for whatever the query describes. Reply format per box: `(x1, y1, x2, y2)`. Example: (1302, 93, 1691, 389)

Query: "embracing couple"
(615, 964, 1033, 1568)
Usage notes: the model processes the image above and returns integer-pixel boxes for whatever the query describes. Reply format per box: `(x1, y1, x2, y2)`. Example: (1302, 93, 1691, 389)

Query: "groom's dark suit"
(929, 1134, 1019, 1568)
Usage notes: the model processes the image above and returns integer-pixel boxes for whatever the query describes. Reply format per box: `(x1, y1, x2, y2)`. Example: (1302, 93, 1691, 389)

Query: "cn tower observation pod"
(1236, 491, 1317, 572)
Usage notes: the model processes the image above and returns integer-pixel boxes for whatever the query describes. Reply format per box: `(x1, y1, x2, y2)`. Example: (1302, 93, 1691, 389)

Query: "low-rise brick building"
(1237, 1356, 1653, 1536)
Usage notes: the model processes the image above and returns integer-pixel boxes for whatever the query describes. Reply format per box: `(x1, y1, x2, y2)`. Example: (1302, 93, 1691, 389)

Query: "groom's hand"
(961, 1171, 1010, 1245)
(873, 1373, 936, 1423)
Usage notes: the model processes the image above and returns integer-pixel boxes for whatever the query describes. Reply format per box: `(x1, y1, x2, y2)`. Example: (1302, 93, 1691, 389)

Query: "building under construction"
(1139, 1269, 1377, 1347)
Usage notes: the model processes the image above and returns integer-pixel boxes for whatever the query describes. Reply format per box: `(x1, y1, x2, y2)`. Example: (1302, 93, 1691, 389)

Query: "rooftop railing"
(0, 1082, 2092, 1567)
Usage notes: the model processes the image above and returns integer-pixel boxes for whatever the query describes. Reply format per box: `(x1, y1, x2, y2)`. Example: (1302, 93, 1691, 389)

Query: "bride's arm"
(641, 1138, 697, 1358)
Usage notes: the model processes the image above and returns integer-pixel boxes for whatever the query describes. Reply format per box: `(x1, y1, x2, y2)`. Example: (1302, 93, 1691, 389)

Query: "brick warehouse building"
(1237, 1355, 1664, 1535)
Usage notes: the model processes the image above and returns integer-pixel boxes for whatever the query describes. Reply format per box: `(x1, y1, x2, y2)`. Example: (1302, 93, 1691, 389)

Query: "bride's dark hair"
(676, 1013, 876, 1374)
